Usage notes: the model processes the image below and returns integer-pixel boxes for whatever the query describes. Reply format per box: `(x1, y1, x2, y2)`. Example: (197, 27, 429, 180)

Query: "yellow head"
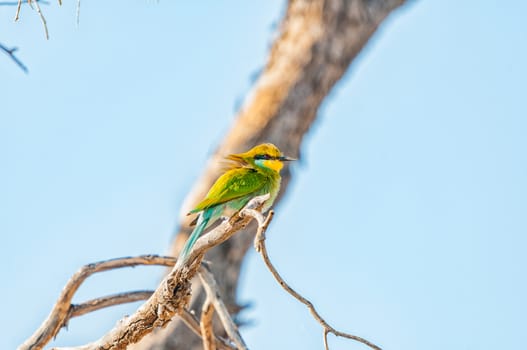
(226, 143, 295, 172)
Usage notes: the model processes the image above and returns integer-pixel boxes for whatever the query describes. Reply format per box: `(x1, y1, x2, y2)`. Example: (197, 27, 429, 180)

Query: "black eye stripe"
(255, 154, 274, 160)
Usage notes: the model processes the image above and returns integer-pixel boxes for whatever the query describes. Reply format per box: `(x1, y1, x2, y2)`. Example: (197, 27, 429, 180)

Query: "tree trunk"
(133, 0, 406, 348)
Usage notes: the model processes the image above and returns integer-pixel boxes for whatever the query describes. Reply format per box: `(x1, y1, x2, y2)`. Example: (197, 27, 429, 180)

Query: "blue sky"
(2, 1, 526, 349)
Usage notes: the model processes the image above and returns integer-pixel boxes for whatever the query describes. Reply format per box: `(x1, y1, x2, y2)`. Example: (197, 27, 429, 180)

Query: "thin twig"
(323, 328, 329, 350)
(200, 297, 216, 350)
(244, 209, 382, 350)
(18, 255, 177, 350)
(180, 310, 204, 339)
(30, 0, 49, 40)
(69, 291, 154, 318)
(0, 42, 27, 72)
(180, 310, 235, 350)
(75, 0, 80, 26)
(199, 265, 248, 350)
(14, 0, 21, 20)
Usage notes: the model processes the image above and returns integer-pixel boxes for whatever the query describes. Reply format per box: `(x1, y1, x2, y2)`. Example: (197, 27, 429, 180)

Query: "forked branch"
(0, 42, 27, 72)
(19, 195, 270, 350)
(12, 0, 52, 38)
(199, 264, 248, 350)
(18, 255, 177, 350)
(242, 208, 382, 350)
(180, 309, 235, 350)
(69, 291, 155, 319)
(20, 193, 379, 350)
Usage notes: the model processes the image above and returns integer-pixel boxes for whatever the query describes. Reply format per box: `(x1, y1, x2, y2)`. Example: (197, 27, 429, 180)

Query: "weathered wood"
(19, 197, 270, 350)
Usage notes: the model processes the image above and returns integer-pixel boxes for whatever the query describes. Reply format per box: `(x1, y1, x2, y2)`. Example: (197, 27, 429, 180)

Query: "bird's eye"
(255, 154, 271, 160)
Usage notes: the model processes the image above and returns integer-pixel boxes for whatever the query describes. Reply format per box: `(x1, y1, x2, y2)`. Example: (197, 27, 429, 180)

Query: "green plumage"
(176, 143, 294, 266)
(189, 168, 272, 214)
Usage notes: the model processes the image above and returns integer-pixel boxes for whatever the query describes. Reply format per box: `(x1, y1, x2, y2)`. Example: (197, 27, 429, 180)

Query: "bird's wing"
(189, 168, 267, 214)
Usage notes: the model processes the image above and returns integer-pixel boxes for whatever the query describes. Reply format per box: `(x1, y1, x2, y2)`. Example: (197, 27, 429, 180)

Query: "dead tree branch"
(29, 0, 49, 39)
(69, 291, 155, 319)
(242, 208, 382, 350)
(181, 310, 235, 350)
(14, 0, 21, 20)
(18, 255, 177, 350)
(199, 297, 216, 350)
(11, 0, 52, 38)
(19, 195, 269, 350)
(0, 42, 27, 72)
(198, 265, 248, 350)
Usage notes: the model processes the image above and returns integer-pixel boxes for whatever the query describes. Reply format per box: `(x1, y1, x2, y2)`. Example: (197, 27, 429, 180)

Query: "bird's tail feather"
(177, 211, 211, 266)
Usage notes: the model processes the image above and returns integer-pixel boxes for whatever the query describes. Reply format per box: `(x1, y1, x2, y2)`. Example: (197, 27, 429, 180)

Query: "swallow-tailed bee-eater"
(177, 143, 295, 265)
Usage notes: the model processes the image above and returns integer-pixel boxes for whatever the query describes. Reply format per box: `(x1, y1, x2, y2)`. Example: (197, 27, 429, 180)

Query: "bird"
(176, 143, 295, 266)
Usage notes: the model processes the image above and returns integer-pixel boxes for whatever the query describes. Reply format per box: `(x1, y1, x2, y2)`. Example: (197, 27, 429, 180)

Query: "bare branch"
(18, 255, 177, 350)
(180, 310, 235, 350)
(0, 42, 27, 73)
(76, 0, 81, 26)
(53, 309, 234, 350)
(30, 0, 49, 39)
(200, 297, 216, 350)
(14, 0, 21, 21)
(179, 310, 204, 340)
(9, 0, 50, 37)
(69, 291, 154, 318)
(199, 265, 248, 350)
(20, 195, 269, 350)
(245, 209, 382, 350)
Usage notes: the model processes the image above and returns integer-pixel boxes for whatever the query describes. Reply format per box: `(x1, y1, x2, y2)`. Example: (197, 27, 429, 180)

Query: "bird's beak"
(279, 156, 296, 162)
